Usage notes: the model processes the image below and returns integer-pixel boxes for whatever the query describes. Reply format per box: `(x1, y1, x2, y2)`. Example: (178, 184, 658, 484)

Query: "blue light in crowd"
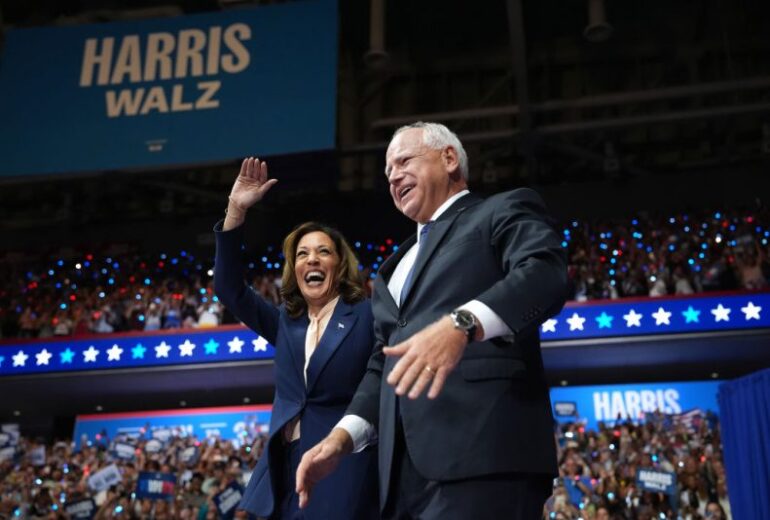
(355, 241, 361, 248)
(699, 253, 705, 259)
(684, 226, 690, 232)
(14, 508, 20, 517)
(84, 261, 91, 267)
(367, 244, 374, 250)
(108, 278, 115, 285)
(763, 239, 769, 245)
(154, 298, 162, 305)
(765, 231, 770, 237)
(358, 264, 364, 271)
(48, 269, 55, 276)
(756, 226, 762, 233)
(652, 454, 658, 462)
(101, 268, 108, 274)
(180, 251, 187, 257)
(199, 288, 206, 295)
(72, 284, 77, 289)
(26, 271, 33, 279)
(99, 292, 105, 298)
(106, 257, 112, 263)
(171, 258, 179, 265)
(57, 260, 64, 266)
(377, 256, 383, 262)
(274, 263, 281, 269)
(714, 212, 721, 219)
(701, 243, 708, 249)
(161, 253, 167, 259)
(112, 262, 119, 269)
(607, 492, 615, 500)
(563, 229, 570, 236)
(135, 294, 141, 300)
(267, 263, 273, 269)
(606, 232, 612, 238)
(372, 263, 379, 269)
(668, 244, 675, 251)
(35, 477, 42, 484)
(393, 245, 399, 252)
(144, 278, 151, 285)
(636, 243, 644, 249)
(138, 315, 145, 322)
(668, 217, 675, 224)
(55, 283, 62, 289)
(248, 262, 255, 268)
(610, 258, 616, 264)
(262, 256, 268, 262)
(609, 269, 615, 275)
(631, 219, 638, 226)
(213, 296, 219, 302)
(370, 273, 377, 279)
(599, 243, 608, 250)
(201, 297, 208, 303)
(646, 246, 653, 253)
(561, 241, 568, 248)
(610, 280, 616, 286)
(694, 265, 702, 272)
(688, 259, 695, 265)
(729, 225, 736, 231)
(600, 233, 606, 239)
(572, 221, 578, 228)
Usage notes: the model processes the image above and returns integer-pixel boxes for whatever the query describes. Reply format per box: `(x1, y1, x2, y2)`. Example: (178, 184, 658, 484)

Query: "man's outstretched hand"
(295, 428, 354, 509)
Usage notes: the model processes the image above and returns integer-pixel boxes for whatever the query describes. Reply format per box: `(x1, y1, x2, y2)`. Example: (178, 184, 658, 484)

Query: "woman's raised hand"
(228, 157, 278, 211)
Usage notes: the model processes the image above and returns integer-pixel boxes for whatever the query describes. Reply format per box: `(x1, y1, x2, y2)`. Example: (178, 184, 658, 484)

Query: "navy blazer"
(347, 190, 568, 509)
(214, 222, 378, 519)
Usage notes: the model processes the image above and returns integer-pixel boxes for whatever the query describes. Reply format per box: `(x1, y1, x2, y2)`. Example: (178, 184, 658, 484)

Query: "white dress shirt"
(336, 191, 513, 451)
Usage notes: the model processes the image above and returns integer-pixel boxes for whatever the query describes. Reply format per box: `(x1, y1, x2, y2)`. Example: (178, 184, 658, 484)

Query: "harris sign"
(0, 0, 337, 176)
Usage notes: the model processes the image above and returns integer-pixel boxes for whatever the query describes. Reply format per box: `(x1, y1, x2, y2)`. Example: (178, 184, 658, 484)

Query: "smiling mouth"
(304, 271, 326, 287)
(399, 186, 414, 202)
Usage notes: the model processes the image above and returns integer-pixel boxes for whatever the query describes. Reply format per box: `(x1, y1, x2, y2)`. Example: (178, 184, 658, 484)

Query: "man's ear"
(442, 146, 460, 176)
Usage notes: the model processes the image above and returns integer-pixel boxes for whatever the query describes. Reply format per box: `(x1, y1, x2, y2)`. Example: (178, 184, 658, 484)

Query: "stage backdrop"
(550, 380, 721, 430)
(0, 0, 337, 177)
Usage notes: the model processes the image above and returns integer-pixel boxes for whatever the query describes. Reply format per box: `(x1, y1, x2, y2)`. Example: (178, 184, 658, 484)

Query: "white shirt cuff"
(459, 300, 512, 341)
(335, 415, 377, 453)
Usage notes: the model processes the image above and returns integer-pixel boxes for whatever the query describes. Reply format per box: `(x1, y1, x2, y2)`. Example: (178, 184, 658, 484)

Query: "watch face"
(454, 310, 475, 329)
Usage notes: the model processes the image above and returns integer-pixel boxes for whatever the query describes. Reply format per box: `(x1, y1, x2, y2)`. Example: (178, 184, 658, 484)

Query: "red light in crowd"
(728, 256, 734, 264)
(386, 238, 393, 245)
(379, 246, 386, 252)
(700, 455, 706, 462)
(129, 276, 136, 283)
(158, 261, 165, 268)
(120, 287, 127, 294)
(27, 282, 38, 290)
(613, 430, 621, 437)
(92, 312, 101, 320)
(747, 216, 754, 223)
(52, 317, 59, 325)
(83, 466, 90, 476)
(578, 427, 585, 433)
(86, 254, 93, 261)
(69, 295, 76, 302)
(95, 434, 101, 440)
(140, 262, 146, 269)
(599, 256, 606, 263)
(721, 221, 729, 228)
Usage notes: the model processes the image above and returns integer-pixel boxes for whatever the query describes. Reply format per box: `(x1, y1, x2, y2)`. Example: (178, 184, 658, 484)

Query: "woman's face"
(294, 231, 341, 309)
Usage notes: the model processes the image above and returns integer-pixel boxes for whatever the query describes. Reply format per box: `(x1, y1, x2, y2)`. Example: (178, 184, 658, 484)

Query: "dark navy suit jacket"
(346, 189, 568, 510)
(214, 222, 378, 519)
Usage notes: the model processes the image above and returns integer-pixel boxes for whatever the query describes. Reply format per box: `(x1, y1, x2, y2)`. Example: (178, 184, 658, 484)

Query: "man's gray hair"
(393, 122, 469, 181)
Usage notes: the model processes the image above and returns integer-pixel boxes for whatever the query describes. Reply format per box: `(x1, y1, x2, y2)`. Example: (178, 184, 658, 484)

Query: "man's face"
(385, 128, 459, 224)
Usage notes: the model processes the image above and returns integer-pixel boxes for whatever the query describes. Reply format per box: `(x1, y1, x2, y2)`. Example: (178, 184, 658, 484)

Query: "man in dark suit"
(296, 122, 567, 518)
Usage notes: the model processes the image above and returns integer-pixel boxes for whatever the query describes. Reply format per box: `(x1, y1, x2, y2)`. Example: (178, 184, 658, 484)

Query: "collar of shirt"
(416, 190, 470, 243)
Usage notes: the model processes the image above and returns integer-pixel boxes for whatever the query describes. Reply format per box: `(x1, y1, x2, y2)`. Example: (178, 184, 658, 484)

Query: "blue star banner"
(0, 326, 273, 376)
(540, 292, 769, 341)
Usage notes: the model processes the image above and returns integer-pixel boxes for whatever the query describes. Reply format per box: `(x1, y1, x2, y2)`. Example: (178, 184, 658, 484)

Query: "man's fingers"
(395, 359, 425, 396)
(385, 348, 411, 385)
(382, 342, 408, 357)
(258, 178, 278, 196)
(427, 367, 449, 399)
(239, 158, 249, 177)
(407, 367, 434, 400)
(259, 160, 268, 183)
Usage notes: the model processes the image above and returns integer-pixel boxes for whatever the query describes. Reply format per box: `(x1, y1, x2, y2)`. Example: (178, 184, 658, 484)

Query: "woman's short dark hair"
(280, 222, 365, 318)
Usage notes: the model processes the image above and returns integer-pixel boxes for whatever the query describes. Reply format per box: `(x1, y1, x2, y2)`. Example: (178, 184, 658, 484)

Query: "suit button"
(397, 319, 407, 328)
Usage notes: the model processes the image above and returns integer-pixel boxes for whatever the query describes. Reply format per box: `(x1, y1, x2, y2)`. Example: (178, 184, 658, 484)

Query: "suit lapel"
(286, 314, 309, 381)
(400, 193, 483, 309)
(375, 234, 416, 313)
(305, 300, 358, 392)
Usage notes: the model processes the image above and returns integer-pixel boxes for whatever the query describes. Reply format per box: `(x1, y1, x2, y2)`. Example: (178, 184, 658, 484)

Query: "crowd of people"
(0, 411, 730, 519)
(0, 207, 768, 340)
(549, 412, 730, 519)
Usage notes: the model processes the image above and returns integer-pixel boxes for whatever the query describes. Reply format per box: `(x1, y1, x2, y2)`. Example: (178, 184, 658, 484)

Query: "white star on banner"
(35, 349, 52, 366)
(566, 313, 586, 331)
(623, 309, 643, 327)
(179, 340, 196, 357)
(83, 346, 100, 362)
(107, 344, 123, 361)
(651, 307, 672, 326)
(12, 350, 28, 367)
(228, 336, 245, 353)
(155, 341, 172, 358)
(541, 319, 558, 333)
(252, 337, 269, 352)
(711, 304, 731, 322)
(741, 301, 762, 321)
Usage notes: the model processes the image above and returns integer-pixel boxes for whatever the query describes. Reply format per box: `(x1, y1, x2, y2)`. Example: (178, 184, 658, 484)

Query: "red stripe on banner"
(76, 404, 272, 421)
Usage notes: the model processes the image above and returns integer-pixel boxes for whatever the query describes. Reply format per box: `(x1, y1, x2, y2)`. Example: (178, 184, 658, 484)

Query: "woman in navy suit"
(214, 157, 378, 519)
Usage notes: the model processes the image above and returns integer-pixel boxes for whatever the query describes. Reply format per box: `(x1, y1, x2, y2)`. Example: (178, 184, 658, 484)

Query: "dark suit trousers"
(382, 419, 553, 520)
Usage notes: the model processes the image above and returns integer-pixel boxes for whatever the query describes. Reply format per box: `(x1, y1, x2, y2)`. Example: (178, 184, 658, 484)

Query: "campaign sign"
(0, 0, 337, 177)
(179, 446, 199, 467)
(65, 498, 97, 520)
(135, 472, 176, 500)
(27, 445, 46, 466)
(88, 464, 122, 492)
(152, 428, 172, 442)
(214, 482, 244, 520)
(145, 439, 164, 454)
(553, 401, 578, 418)
(113, 442, 136, 460)
(0, 433, 10, 447)
(550, 380, 721, 430)
(0, 446, 16, 462)
(0, 424, 19, 445)
(636, 468, 677, 495)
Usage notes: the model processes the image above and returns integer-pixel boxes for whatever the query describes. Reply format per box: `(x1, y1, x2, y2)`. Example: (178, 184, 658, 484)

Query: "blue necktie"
(399, 221, 433, 306)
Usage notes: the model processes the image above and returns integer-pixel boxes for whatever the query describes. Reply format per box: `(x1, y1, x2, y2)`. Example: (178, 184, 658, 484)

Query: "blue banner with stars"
(0, 326, 272, 376)
(540, 292, 769, 341)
